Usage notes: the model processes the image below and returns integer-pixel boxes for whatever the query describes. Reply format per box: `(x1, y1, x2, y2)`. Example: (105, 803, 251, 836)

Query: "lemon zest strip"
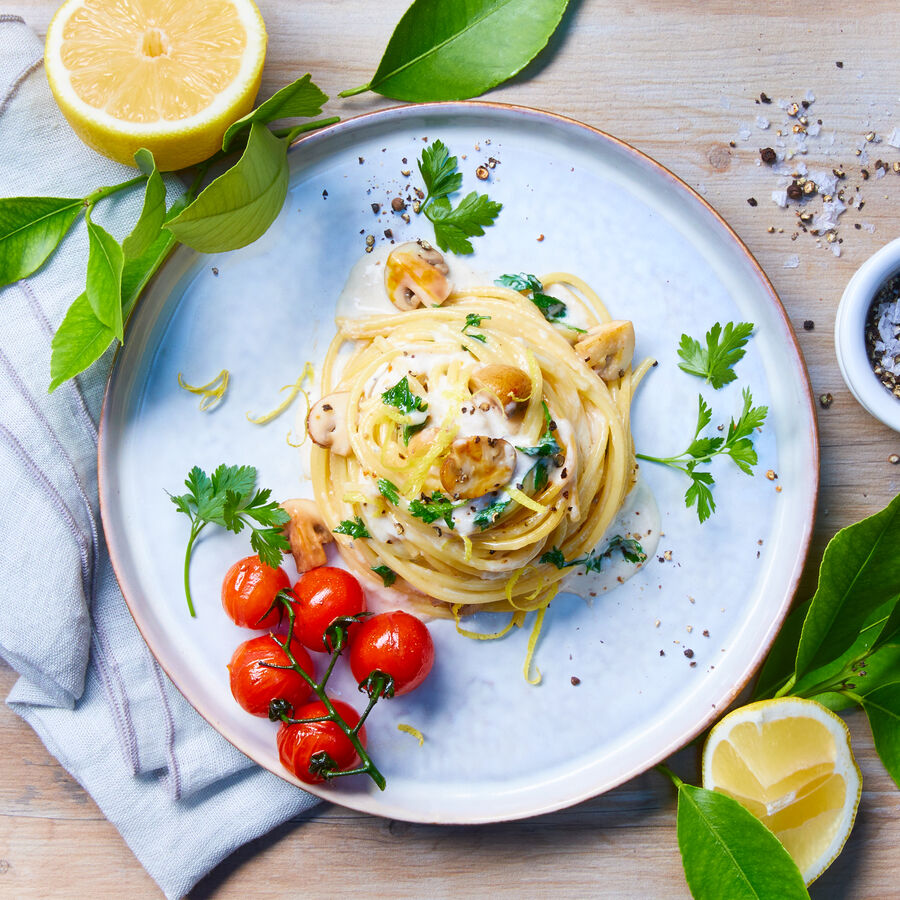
(523, 606, 548, 685)
(451, 604, 520, 640)
(177, 369, 229, 411)
(247, 362, 314, 425)
(505, 485, 548, 514)
(397, 723, 424, 746)
(461, 533, 473, 562)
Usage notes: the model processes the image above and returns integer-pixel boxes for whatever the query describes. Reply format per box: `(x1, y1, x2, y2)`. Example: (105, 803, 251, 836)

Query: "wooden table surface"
(3, 1, 899, 896)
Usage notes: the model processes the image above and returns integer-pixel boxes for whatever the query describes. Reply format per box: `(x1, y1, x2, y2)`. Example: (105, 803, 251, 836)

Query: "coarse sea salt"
(873, 298, 900, 376)
(784, 255, 800, 268)
(887, 128, 900, 149)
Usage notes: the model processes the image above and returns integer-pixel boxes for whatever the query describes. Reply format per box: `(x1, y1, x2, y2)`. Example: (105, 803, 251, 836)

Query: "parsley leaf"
(462, 312, 490, 343)
(495, 273, 544, 292)
(417, 140, 502, 255)
(377, 478, 401, 505)
(677, 322, 754, 389)
(418, 140, 463, 202)
(495, 273, 572, 325)
(381, 376, 429, 445)
(637, 389, 768, 523)
(371, 564, 396, 587)
(516, 402, 561, 458)
(408, 491, 455, 530)
(539, 546, 567, 569)
(170, 464, 290, 616)
(381, 375, 428, 415)
(425, 193, 503, 255)
(540, 536, 648, 572)
(473, 497, 511, 531)
(334, 516, 371, 539)
(531, 292, 567, 322)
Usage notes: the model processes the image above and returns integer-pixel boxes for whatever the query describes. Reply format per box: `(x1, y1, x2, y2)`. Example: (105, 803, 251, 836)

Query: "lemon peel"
(247, 363, 313, 425)
(177, 369, 229, 411)
(397, 723, 424, 746)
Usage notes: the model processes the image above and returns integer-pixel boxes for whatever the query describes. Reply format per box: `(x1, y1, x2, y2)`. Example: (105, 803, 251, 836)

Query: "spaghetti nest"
(310, 272, 650, 616)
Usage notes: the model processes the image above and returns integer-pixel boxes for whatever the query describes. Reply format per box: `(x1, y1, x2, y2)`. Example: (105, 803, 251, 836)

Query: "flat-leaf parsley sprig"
(170, 464, 290, 616)
(677, 321, 755, 389)
(636, 389, 768, 523)
(417, 140, 502, 254)
(540, 534, 647, 573)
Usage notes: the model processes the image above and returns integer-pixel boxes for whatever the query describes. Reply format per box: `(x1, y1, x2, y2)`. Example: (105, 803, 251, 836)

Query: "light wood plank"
(2, 1, 900, 897)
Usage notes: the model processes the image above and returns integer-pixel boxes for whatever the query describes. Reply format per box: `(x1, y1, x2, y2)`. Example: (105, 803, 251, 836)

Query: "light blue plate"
(99, 103, 818, 823)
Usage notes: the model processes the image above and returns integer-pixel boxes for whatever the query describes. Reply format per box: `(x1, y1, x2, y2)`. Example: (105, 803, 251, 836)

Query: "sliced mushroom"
(439, 436, 516, 499)
(281, 499, 334, 572)
(307, 391, 351, 456)
(469, 364, 532, 414)
(574, 320, 635, 382)
(404, 425, 439, 457)
(384, 240, 452, 311)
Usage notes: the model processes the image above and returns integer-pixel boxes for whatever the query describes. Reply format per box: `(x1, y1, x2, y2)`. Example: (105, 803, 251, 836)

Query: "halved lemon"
(702, 697, 861, 885)
(44, 0, 267, 171)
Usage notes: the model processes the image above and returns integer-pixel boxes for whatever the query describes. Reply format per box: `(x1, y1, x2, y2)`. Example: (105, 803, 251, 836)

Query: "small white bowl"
(835, 236, 900, 432)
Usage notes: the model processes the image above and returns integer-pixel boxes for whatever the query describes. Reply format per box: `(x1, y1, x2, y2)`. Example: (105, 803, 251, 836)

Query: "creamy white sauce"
(321, 247, 656, 605)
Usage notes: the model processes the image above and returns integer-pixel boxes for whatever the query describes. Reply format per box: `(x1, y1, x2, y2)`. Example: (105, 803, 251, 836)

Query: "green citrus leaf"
(859, 681, 900, 789)
(166, 122, 289, 253)
(222, 74, 328, 151)
(121, 149, 166, 260)
(0, 196, 83, 287)
(676, 783, 809, 900)
(49, 292, 115, 392)
(354, 0, 570, 101)
(794, 492, 900, 685)
(85, 219, 124, 341)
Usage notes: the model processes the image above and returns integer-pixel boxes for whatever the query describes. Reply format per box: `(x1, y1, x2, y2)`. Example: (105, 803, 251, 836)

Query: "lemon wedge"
(44, 0, 267, 171)
(702, 697, 861, 885)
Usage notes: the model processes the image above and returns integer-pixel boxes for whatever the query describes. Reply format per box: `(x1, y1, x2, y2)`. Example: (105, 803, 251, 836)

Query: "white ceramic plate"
(100, 102, 818, 823)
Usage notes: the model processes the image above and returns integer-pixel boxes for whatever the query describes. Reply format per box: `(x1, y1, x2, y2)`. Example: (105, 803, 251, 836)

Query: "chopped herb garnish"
(377, 478, 400, 505)
(381, 375, 428, 416)
(540, 535, 647, 572)
(495, 273, 573, 325)
(473, 497, 511, 531)
(371, 564, 396, 587)
(521, 457, 550, 494)
(381, 376, 429, 445)
(333, 516, 371, 539)
(462, 312, 490, 343)
(408, 491, 456, 530)
(495, 273, 543, 292)
(677, 322, 755, 389)
(516, 401, 561, 458)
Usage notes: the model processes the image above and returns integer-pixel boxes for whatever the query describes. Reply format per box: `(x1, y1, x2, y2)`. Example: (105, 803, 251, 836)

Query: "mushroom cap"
(384, 241, 452, 311)
(439, 435, 516, 500)
(307, 391, 352, 456)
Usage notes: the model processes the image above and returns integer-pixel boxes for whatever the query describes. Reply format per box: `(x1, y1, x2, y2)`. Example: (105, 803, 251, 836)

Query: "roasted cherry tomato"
(349, 610, 434, 696)
(228, 634, 316, 717)
(290, 566, 366, 652)
(276, 698, 365, 784)
(222, 555, 290, 629)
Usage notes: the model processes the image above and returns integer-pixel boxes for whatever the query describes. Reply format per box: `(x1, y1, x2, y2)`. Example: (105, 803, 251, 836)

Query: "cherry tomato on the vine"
(349, 610, 434, 696)
(228, 634, 315, 717)
(290, 566, 366, 652)
(222, 555, 290, 629)
(276, 698, 365, 784)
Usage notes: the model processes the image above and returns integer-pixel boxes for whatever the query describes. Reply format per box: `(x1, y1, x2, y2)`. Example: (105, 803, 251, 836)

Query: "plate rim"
(98, 99, 820, 823)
